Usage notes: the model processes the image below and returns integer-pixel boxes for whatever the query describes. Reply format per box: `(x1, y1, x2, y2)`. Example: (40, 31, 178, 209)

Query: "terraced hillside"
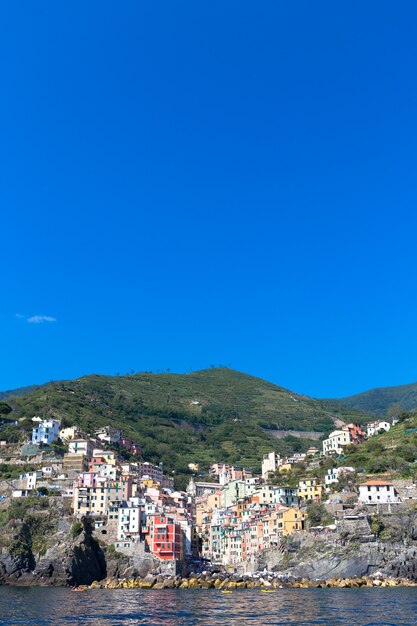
(4, 368, 370, 481)
(343, 409, 417, 477)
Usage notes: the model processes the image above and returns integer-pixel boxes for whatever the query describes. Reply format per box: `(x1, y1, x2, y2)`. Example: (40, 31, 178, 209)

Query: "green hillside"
(343, 409, 417, 477)
(334, 381, 417, 417)
(4, 368, 370, 482)
(0, 384, 43, 401)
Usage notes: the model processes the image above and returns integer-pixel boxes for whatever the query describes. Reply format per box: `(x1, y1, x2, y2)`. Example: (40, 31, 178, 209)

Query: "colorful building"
(147, 514, 183, 561)
(297, 478, 322, 502)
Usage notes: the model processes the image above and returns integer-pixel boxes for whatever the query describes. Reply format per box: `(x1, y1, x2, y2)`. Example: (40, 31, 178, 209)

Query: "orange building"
(346, 423, 365, 445)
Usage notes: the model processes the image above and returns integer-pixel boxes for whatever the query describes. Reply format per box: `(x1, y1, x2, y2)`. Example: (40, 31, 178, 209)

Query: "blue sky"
(1, 1, 417, 397)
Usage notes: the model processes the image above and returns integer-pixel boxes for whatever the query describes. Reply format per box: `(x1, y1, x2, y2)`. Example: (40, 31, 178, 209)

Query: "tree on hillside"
(386, 403, 404, 421)
(331, 471, 358, 493)
(0, 403, 12, 415)
(306, 502, 333, 527)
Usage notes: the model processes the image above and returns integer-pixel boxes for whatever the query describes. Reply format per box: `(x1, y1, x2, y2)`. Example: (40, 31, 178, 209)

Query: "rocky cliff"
(0, 496, 158, 586)
(244, 511, 417, 581)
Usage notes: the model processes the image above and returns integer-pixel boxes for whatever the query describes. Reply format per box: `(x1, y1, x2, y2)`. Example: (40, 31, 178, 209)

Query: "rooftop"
(360, 480, 393, 486)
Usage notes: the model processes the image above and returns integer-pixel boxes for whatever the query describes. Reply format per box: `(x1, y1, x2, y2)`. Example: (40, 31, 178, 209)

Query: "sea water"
(0, 587, 417, 625)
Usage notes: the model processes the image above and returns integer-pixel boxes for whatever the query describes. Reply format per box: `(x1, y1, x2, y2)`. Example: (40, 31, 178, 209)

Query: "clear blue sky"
(1, 1, 417, 397)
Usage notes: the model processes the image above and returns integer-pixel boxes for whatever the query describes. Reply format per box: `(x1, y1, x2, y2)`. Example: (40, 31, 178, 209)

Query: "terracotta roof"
(360, 480, 393, 486)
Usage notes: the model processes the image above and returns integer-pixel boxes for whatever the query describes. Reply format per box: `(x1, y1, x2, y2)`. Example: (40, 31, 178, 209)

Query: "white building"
(68, 438, 93, 460)
(325, 466, 355, 487)
(262, 452, 282, 479)
(12, 489, 30, 498)
(287, 453, 306, 464)
(322, 429, 351, 456)
(117, 502, 141, 540)
(367, 421, 391, 437)
(95, 464, 117, 480)
(59, 426, 79, 441)
(19, 470, 43, 490)
(31, 419, 60, 446)
(358, 480, 398, 504)
(95, 426, 121, 445)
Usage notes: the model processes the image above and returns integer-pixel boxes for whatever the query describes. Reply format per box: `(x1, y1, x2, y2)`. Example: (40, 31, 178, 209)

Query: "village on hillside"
(0, 414, 415, 574)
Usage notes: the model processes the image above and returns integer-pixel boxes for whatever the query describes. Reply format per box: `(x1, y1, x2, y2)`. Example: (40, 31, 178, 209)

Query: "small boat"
(261, 589, 277, 593)
(71, 587, 87, 592)
(221, 590, 233, 594)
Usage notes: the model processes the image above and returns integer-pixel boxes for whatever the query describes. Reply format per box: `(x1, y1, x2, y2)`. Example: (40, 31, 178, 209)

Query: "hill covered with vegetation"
(3, 368, 370, 483)
(342, 409, 417, 477)
(334, 381, 417, 417)
(0, 384, 43, 401)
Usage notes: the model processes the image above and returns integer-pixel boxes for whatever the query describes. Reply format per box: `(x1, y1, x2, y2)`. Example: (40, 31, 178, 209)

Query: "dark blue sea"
(0, 587, 417, 625)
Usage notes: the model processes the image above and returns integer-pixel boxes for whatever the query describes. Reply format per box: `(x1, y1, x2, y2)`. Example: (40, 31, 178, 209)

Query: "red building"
(346, 423, 365, 445)
(147, 514, 183, 561)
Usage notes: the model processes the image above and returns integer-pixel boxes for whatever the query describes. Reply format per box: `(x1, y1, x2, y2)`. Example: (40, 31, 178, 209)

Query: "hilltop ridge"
(333, 380, 417, 417)
(2, 368, 369, 480)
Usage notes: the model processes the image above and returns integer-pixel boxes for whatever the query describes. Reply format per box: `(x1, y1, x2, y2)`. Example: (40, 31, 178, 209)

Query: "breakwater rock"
(77, 572, 417, 592)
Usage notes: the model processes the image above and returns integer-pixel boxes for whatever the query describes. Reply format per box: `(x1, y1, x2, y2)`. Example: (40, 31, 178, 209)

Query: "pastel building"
(297, 478, 323, 502)
(262, 506, 305, 546)
(72, 473, 108, 517)
(252, 485, 299, 507)
(138, 462, 164, 483)
(221, 480, 258, 508)
(68, 438, 94, 460)
(323, 425, 365, 456)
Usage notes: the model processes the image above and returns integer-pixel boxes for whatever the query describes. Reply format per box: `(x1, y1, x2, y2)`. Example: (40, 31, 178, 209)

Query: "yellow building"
(277, 506, 305, 534)
(262, 506, 305, 547)
(297, 478, 322, 502)
(140, 477, 159, 489)
(278, 463, 292, 474)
